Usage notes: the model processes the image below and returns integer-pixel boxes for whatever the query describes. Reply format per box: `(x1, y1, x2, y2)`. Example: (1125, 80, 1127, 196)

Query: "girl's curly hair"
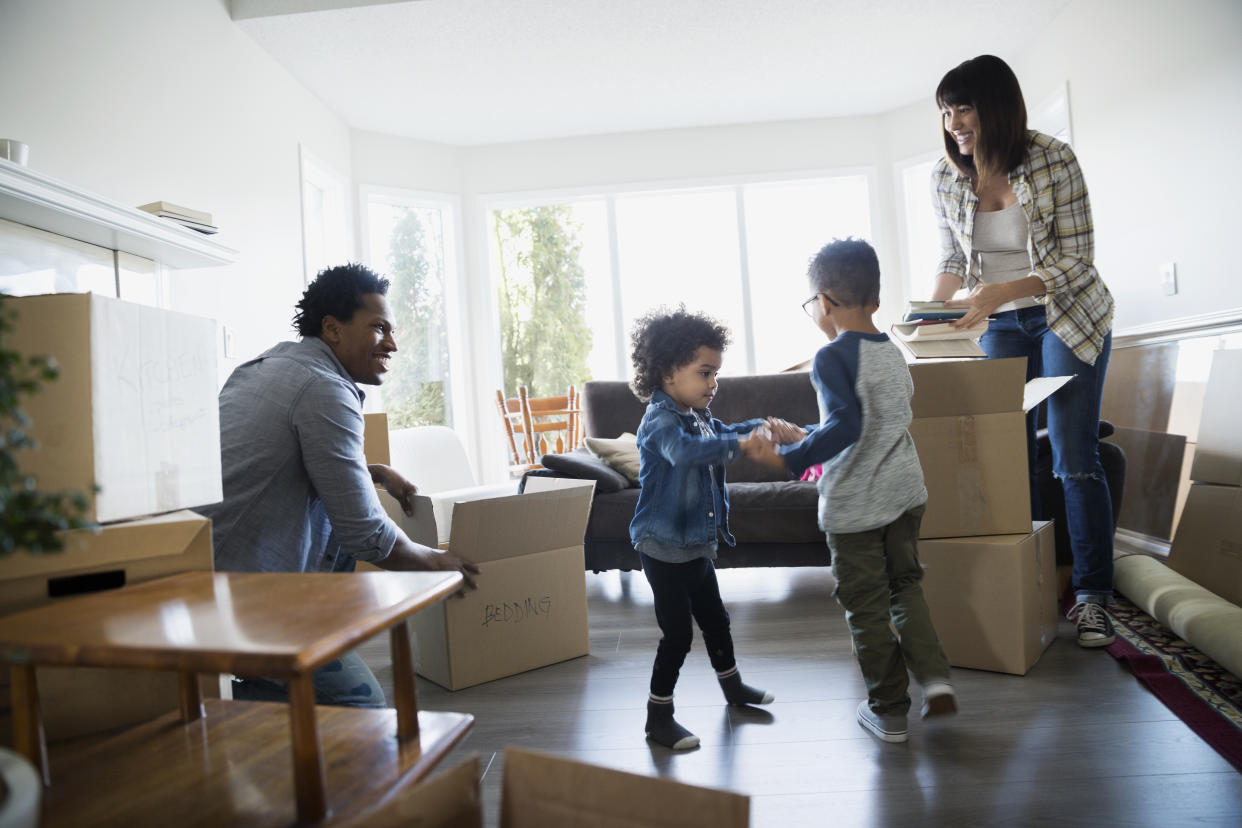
(629, 306, 731, 401)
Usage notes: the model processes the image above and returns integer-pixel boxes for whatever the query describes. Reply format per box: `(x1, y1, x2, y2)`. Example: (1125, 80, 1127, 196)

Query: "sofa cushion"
(727, 481, 824, 544)
(584, 433, 641, 484)
(583, 481, 824, 546)
(540, 448, 631, 494)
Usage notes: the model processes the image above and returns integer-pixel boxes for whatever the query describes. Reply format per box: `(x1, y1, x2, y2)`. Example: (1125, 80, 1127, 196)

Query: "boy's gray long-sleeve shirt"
(199, 337, 399, 573)
(780, 332, 927, 534)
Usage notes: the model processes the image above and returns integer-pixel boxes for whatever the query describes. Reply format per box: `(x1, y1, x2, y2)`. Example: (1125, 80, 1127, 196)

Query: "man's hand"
(417, 547, 481, 595)
(765, 417, 807, 445)
(369, 463, 418, 516)
(382, 536, 480, 595)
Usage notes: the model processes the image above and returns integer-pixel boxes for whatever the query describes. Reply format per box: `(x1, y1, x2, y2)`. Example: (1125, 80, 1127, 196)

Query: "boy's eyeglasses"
(801, 293, 840, 317)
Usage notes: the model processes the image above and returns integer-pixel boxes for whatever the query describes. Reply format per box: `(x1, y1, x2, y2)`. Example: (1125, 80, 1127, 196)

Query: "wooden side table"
(0, 570, 472, 824)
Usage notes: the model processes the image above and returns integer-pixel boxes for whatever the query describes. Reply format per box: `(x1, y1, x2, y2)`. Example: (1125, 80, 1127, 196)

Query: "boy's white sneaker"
(856, 700, 908, 743)
(921, 680, 957, 719)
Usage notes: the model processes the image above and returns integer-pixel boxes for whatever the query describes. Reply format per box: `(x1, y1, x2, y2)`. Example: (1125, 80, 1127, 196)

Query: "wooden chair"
(495, 386, 581, 473)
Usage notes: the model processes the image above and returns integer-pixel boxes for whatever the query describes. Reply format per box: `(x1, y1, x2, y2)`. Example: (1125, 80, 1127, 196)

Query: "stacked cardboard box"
(1167, 349, 1242, 607)
(7, 292, 222, 523)
(907, 357, 1070, 675)
(1, 293, 223, 738)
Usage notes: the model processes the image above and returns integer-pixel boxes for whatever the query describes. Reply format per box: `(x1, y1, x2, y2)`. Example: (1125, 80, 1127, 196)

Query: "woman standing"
(930, 54, 1116, 647)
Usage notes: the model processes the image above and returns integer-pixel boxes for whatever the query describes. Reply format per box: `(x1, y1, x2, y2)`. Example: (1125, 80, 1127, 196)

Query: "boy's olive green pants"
(827, 504, 951, 717)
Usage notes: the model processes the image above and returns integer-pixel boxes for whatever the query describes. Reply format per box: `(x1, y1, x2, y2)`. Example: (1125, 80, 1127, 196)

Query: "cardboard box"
(1189, 349, 1242, 485)
(341, 755, 483, 827)
(381, 481, 595, 690)
(363, 412, 391, 466)
(1168, 483, 1242, 607)
(919, 521, 1058, 675)
(500, 748, 749, 828)
(7, 293, 222, 523)
(0, 511, 220, 740)
(908, 357, 1070, 539)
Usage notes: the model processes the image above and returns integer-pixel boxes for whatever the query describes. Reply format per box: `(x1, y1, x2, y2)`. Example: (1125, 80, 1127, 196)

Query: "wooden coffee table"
(0, 570, 472, 824)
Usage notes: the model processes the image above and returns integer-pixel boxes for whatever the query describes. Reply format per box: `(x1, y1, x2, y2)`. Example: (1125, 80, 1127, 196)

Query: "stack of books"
(902, 299, 967, 322)
(137, 201, 218, 235)
(891, 318, 989, 359)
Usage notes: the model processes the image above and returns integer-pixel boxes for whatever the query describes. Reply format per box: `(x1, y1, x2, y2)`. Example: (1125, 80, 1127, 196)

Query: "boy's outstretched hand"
(765, 417, 807, 445)
(740, 428, 788, 473)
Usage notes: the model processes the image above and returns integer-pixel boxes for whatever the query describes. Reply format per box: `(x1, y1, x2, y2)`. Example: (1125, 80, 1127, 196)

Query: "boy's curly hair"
(629, 306, 731, 402)
(293, 263, 390, 337)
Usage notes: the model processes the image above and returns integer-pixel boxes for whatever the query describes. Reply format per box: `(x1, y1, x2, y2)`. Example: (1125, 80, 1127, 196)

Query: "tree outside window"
(492, 205, 592, 398)
(367, 198, 453, 428)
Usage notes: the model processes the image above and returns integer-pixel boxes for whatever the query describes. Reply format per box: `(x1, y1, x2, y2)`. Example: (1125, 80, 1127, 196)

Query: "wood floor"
(359, 567, 1242, 827)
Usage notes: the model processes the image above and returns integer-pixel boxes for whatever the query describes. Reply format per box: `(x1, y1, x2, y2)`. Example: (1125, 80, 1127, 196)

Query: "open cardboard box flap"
(445, 484, 593, 564)
(501, 747, 749, 828)
(382, 482, 595, 565)
(910, 356, 1072, 417)
(1189, 348, 1242, 486)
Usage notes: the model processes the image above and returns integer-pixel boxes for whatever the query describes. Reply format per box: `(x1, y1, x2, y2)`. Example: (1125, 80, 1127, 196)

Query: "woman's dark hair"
(936, 54, 1029, 186)
(629, 306, 730, 402)
(293, 263, 390, 337)
(808, 237, 881, 308)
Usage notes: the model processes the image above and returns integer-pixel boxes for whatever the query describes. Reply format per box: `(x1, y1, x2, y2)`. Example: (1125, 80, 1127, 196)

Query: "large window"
(487, 173, 872, 393)
(361, 188, 459, 428)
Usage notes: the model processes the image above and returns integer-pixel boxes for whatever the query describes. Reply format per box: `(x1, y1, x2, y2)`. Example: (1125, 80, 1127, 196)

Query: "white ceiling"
(233, 0, 1073, 146)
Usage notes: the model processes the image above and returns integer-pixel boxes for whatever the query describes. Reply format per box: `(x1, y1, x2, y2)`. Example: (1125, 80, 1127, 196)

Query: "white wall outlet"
(1161, 262, 1178, 296)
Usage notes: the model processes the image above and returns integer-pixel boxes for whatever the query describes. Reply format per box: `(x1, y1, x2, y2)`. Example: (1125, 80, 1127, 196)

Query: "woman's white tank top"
(973, 202, 1040, 312)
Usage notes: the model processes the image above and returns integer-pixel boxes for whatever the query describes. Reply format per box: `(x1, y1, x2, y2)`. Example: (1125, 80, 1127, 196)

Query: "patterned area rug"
(1102, 591, 1242, 771)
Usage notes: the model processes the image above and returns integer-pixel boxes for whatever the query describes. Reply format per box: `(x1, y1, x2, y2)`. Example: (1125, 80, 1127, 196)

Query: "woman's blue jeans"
(980, 306, 1114, 604)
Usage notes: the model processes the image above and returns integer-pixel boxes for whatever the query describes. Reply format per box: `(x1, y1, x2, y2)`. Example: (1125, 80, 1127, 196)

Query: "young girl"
(628, 307, 777, 750)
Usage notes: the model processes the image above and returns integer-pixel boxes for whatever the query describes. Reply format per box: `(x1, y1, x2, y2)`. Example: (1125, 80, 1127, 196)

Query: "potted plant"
(0, 293, 94, 557)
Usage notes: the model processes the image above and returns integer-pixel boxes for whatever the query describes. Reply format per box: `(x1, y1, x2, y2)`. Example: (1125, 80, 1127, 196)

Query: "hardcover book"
(137, 200, 212, 225)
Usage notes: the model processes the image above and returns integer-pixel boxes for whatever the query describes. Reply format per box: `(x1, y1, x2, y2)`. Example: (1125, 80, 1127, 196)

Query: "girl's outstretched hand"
(765, 417, 807, 445)
(740, 429, 788, 472)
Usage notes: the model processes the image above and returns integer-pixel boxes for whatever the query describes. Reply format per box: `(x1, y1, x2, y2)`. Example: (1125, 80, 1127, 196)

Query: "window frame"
(479, 166, 878, 377)
(358, 184, 472, 443)
(298, 144, 352, 286)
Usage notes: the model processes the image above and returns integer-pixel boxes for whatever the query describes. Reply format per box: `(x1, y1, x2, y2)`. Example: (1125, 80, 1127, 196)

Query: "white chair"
(386, 425, 518, 545)
(0, 748, 41, 828)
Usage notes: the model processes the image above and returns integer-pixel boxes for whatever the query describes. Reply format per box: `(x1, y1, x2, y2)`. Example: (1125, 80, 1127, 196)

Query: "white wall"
(0, 0, 354, 381)
(1011, 0, 1242, 333)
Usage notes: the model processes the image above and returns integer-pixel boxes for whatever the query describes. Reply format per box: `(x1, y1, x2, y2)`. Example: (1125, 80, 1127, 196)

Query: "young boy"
(766, 238, 957, 743)
(628, 307, 777, 750)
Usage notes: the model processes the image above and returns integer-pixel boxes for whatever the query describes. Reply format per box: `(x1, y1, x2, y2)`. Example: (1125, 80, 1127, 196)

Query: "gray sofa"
(521, 372, 828, 572)
(519, 368, 1127, 573)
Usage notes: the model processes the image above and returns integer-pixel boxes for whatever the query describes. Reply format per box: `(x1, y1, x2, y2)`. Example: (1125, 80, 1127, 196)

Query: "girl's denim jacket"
(628, 390, 764, 550)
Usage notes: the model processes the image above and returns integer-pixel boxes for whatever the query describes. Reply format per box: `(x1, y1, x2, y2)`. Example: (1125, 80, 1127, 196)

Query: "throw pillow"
(540, 448, 631, 493)
(584, 433, 641, 485)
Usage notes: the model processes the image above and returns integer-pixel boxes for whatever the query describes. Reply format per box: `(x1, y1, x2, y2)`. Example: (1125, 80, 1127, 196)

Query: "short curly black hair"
(629, 306, 731, 402)
(807, 237, 881, 308)
(293, 263, 390, 337)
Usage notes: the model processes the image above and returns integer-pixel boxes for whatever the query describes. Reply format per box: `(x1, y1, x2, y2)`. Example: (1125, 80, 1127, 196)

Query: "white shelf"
(0, 159, 236, 268)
